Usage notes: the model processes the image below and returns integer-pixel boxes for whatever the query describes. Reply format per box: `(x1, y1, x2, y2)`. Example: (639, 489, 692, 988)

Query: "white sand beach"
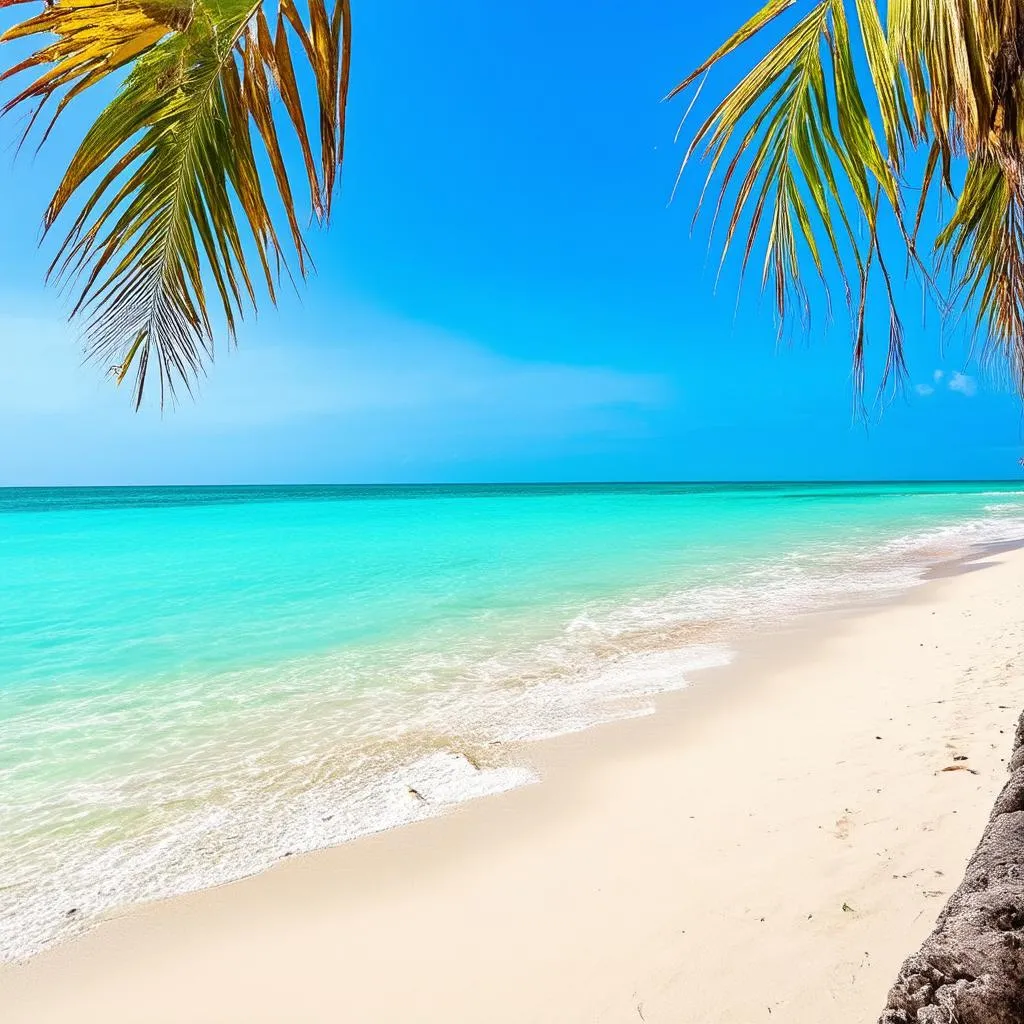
(2, 543, 1022, 1023)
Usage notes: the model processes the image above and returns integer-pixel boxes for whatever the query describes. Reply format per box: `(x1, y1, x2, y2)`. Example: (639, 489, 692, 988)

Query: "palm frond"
(893, 0, 1024, 171)
(675, 0, 906, 397)
(665, 0, 796, 102)
(937, 161, 1024, 391)
(1, 0, 351, 407)
(850, 0, 914, 163)
(673, 0, 1024, 400)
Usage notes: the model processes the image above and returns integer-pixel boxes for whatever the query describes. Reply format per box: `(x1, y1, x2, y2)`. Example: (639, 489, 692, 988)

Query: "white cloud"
(0, 306, 671, 484)
(933, 369, 945, 383)
(914, 383, 935, 397)
(948, 371, 977, 397)
(164, 319, 669, 429)
(0, 310, 668, 426)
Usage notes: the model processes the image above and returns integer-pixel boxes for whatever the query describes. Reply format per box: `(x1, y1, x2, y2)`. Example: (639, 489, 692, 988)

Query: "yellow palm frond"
(1, 0, 351, 407)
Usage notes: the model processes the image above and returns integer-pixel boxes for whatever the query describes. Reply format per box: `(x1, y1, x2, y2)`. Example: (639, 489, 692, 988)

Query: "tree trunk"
(881, 711, 1024, 1023)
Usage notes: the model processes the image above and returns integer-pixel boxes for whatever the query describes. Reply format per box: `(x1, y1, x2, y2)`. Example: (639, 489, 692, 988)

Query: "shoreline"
(3, 541, 1023, 1022)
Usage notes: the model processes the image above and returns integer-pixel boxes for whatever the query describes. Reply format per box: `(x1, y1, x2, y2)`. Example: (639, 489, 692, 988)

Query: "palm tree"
(0, 0, 350, 407)
(671, 0, 1024, 401)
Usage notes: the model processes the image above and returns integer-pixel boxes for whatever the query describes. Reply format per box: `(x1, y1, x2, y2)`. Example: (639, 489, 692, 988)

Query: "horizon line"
(2, 478, 1023, 490)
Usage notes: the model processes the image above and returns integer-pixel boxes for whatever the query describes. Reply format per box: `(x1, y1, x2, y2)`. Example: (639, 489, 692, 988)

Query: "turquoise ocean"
(2, 482, 1024, 960)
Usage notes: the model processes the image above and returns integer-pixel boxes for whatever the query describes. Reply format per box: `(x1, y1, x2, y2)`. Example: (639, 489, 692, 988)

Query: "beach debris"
(953, 755, 969, 761)
(65, 907, 78, 917)
(842, 902, 856, 913)
(922, 890, 945, 898)
(941, 764, 979, 775)
(407, 786, 427, 802)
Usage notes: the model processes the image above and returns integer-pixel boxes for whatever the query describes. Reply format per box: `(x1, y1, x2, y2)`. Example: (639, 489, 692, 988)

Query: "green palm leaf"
(676, 0, 905, 398)
(937, 162, 1024, 389)
(1, 0, 350, 407)
(673, 0, 1024, 398)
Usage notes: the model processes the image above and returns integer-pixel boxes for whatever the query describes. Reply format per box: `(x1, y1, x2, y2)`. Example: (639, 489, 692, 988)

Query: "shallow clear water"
(2, 482, 1023, 960)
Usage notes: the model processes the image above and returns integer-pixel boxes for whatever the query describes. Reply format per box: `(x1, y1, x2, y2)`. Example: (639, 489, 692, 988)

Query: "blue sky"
(0, 0, 1022, 485)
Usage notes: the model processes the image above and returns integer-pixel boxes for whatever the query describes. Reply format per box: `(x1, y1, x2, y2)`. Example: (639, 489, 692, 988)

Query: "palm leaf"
(672, 0, 1024, 400)
(937, 161, 1024, 392)
(675, 0, 906, 398)
(1, 0, 351, 407)
(665, 0, 795, 101)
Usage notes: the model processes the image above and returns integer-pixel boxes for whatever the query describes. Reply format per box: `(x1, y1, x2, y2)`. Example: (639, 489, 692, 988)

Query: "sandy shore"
(3, 543, 1023, 1023)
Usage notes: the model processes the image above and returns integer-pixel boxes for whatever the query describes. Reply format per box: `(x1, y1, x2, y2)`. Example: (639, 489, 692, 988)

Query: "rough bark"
(880, 711, 1024, 1023)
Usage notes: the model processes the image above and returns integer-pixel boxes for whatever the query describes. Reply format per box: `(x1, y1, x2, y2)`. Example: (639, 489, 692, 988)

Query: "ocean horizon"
(3, 481, 1024, 962)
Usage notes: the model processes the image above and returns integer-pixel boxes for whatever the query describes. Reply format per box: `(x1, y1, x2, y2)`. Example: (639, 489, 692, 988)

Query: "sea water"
(2, 482, 1023, 960)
